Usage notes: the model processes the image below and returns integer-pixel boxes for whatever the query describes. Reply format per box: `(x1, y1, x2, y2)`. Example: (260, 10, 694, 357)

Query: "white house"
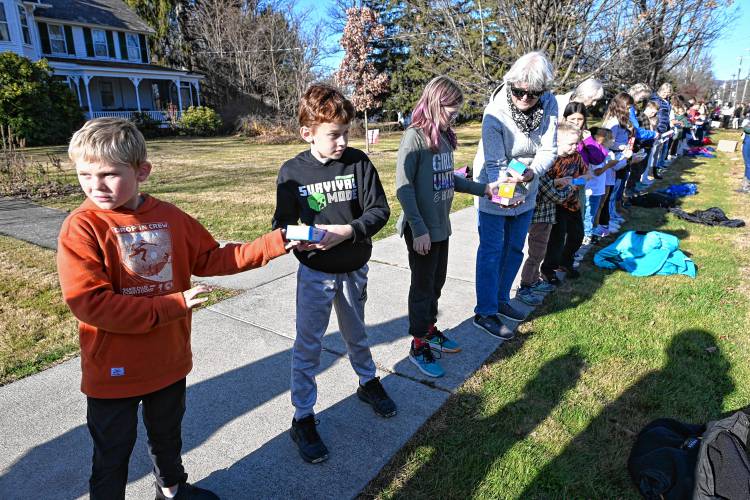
(0, 0, 203, 122)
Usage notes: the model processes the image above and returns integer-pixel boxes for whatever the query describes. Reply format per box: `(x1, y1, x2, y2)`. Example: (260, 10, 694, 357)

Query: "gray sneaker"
(516, 286, 543, 306)
(498, 302, 526, 322)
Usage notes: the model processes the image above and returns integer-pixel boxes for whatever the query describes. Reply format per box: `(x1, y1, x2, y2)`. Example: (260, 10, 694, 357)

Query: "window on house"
(92, 29, 108, 57)
(18, 5, 31, 44)
(0, 3, 10, 42)
(126, 33, 140, 60)
(100, 81, 114, 108)
(48, 24, 67, 54)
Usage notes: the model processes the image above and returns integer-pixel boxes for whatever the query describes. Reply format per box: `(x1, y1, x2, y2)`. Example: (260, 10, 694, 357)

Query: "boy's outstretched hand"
(280, 229, 301, 251)
(183, 284, 213, 309)
(297, 224, 353, 251)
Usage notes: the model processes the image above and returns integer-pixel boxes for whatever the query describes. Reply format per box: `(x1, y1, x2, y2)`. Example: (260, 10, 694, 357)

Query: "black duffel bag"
(628, 411, 750, 499)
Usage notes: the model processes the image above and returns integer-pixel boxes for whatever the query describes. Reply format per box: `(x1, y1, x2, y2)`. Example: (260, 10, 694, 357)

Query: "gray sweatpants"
(291, 263, 377, 419)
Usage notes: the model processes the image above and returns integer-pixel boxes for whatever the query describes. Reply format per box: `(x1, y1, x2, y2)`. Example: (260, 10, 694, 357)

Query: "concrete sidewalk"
(0, 200, 534, 499)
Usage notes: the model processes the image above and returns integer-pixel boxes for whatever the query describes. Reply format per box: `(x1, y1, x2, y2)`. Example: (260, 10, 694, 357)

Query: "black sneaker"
(357, 376, 397, 417)
(290, 415, 329, 464)
(154, 482, 219, 500)
(473, 314, 515, 340)
(498, 302, 525, 322)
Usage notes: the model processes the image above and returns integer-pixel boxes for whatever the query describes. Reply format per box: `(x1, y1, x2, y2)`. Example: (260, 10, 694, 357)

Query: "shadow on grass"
(361, 153, 723, 498)
(520, 328, 733, 498)
(360, 346, 584, 499)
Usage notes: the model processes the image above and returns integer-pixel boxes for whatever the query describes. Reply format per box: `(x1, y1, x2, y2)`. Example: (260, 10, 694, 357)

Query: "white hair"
(503, 51, 555, 91)
(574, 78, 604, 101)
(628, 83, 652, 103)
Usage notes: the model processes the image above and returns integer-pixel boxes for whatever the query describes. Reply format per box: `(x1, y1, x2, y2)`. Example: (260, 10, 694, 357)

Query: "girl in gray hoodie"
(396, 76, 493, 378)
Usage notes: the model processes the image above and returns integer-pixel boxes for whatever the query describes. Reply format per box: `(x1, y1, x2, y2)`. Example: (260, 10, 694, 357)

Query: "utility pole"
(735, 56, 743, 103)
(742, 48, 750, 104)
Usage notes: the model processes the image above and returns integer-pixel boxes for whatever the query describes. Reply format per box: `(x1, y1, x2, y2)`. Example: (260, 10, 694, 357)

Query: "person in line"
(57, 118, 294, 500)
(597, 93, 635, 237)
(563, 101, 607, 168)
(626, 84, 660, 196)
(652, 83, 674, 170)
(472, 51, 558, 338)
(583, 127, 620, 245)
(539, 123, 588, 281)
(395, 76, 495, 377)
(516, 123, 578, 305)
(634, 100, 661, 190)
(555, 78, 604, 121)
(740, 111, 750, 194)
(273, 84, 396, 464)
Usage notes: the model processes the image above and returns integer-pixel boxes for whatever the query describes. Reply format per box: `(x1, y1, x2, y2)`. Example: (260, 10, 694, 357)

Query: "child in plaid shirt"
(540, 123, 589, 282)
(516, 123, 579, 305)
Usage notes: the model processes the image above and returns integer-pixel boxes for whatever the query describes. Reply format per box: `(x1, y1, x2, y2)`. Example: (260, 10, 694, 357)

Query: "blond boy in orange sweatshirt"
(57, 117, 292, 500)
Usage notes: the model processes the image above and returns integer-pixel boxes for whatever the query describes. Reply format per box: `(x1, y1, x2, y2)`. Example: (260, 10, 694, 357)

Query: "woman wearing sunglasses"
(472, 51, 558, 339)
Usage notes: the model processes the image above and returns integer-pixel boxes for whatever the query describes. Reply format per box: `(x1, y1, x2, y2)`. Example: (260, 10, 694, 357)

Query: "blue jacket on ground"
(594, 231, 696, 278)
(630, 106, 657, 141)
(651, 93, 671, 133)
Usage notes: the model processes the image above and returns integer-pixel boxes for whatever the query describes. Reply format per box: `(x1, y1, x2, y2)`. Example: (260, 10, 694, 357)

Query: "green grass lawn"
(362, 132, 750, 499)
(28, 126, 484, 242)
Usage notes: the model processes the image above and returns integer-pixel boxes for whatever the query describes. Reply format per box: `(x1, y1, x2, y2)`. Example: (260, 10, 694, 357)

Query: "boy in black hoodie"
(272, 84, 395, 464)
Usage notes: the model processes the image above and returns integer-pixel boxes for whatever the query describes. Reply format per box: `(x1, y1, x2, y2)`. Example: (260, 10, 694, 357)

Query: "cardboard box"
(717, 140, 738, 152)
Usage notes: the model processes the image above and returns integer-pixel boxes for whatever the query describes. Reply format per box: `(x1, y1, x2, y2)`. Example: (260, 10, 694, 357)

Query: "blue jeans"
(584, 194, 602, 236)
(475, 209, 534, 316)
(657, 137, 671, 167)
(743, 136, 750, 181)
(609, 175, 627, 219)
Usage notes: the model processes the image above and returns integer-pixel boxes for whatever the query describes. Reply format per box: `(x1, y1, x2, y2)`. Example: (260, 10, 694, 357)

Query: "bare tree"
(177, 0, 322, 119)
(589, 0, 735, 88)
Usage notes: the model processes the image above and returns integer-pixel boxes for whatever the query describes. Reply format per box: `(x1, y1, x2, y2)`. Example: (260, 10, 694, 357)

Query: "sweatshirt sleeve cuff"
(264, 228, 289, 259)
(409, 221, 430, 238)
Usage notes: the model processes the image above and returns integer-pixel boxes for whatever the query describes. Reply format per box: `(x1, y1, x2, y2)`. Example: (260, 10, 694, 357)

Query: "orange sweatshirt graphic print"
(57, 195, 287, 398)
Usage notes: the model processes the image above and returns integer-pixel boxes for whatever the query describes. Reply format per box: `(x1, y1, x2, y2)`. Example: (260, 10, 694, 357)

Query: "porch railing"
(89, 110, 180, 123)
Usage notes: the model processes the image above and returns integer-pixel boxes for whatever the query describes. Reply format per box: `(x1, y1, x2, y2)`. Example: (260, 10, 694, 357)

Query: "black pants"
(627, 154, 650, 190)
(599, 186, 611, 226)
(86, 378, 188, 500)
(541, 207, 584, 275)
(404, 225, 448, 337)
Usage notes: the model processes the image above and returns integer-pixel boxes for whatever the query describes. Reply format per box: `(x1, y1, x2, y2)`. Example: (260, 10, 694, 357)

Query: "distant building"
(0, 0, 203, 122)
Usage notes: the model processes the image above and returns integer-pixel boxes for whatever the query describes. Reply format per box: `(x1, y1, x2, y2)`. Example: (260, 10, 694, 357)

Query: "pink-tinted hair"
(410, 76, 463, 152)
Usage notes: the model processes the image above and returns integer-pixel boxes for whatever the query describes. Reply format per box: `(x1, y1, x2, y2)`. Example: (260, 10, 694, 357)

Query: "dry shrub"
(235, 115, 302, 145)
(0, 126, 77, 199)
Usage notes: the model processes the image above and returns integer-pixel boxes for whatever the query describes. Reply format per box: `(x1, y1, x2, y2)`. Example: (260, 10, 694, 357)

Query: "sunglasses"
(510, 86, 543, 100)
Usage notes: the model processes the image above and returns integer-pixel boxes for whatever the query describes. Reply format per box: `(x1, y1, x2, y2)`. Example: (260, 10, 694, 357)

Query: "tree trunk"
(364, 109, 370, 153)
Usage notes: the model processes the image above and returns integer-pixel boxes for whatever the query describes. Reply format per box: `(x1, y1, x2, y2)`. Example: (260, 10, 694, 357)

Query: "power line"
(191, 28, 454, 55)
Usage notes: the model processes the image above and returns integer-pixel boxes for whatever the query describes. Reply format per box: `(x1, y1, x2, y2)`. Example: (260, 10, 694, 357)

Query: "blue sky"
(710, 2, 750, 80)
(300, 0, 749, 80)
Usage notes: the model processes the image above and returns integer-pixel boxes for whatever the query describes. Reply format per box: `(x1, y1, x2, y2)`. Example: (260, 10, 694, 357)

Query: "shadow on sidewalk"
(0, 310, 517, 499)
